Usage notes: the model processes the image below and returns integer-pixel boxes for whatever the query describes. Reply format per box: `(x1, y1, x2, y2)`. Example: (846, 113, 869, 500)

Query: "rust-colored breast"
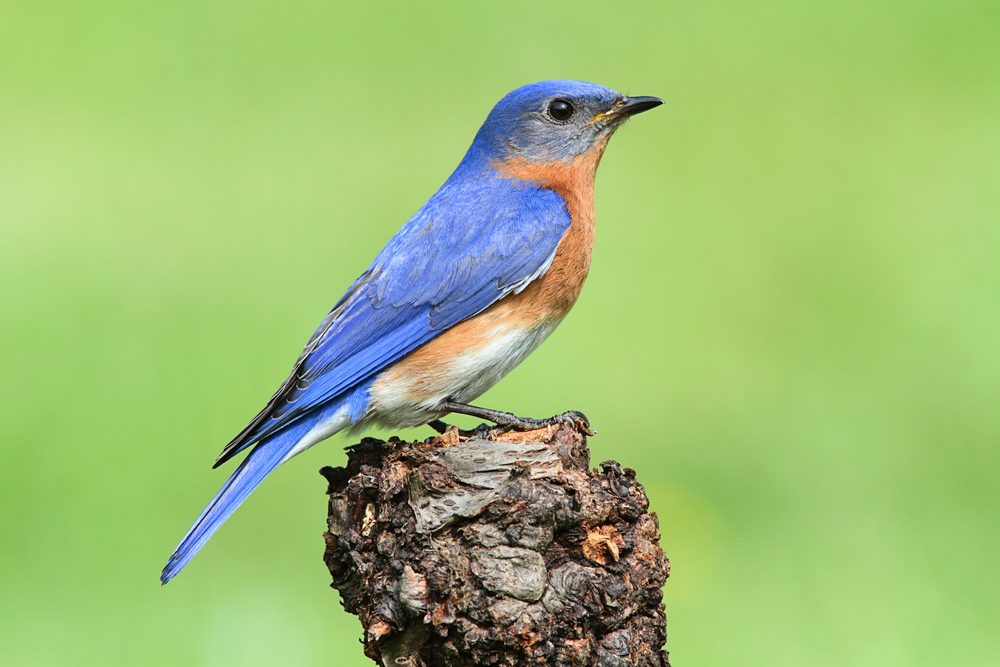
(373, 142, 608, 398)
(493, 138, 608, 324)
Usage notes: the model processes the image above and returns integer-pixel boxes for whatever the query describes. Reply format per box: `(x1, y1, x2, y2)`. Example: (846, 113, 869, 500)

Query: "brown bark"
(321, 420, 669, 666)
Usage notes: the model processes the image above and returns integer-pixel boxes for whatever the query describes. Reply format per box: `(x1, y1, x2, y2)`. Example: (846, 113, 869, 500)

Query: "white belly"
(368, 321, 559, 427)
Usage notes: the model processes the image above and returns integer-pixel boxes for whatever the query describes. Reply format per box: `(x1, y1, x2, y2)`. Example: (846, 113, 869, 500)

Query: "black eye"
(546, 98, 575, 122)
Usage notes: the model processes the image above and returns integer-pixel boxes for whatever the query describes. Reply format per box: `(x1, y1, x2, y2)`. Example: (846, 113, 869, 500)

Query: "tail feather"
(161, 413, 346, 583)
(160, 436, 290, 584)
(162, 387, 365, 584)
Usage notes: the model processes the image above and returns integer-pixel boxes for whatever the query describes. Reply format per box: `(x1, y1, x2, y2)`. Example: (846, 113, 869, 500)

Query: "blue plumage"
(162, 125, 571, 585)
(161, 386, 370, 583)
(221, 173, 570, 457)
(162, 80, 661, 584)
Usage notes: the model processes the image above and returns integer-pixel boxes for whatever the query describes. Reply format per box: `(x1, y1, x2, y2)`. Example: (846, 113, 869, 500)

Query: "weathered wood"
(321, 421, 669, 666)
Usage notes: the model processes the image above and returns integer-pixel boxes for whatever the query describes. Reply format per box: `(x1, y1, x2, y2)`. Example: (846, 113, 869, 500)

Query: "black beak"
(606, 95, 664, 121)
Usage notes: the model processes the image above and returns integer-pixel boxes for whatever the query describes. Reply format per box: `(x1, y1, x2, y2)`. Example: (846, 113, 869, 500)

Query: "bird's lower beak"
(596, 96, 664, 123)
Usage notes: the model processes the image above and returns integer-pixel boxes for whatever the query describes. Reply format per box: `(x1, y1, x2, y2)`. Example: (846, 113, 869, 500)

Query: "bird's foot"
(542, 410, 595, 435)
(438, 401, 594, 436)
(427, 418, 491, 439)
(488, 409, 592, 434)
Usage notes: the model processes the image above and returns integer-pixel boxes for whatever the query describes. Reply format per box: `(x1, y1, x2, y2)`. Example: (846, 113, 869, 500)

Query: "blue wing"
(214, 175, 570, 467)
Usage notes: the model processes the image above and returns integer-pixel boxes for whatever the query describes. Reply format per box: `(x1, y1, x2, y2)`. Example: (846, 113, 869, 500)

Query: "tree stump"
(320, 420, 669, 666)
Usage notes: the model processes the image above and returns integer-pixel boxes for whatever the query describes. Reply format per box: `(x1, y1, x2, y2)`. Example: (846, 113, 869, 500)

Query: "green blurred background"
(2, 1, 998, 665)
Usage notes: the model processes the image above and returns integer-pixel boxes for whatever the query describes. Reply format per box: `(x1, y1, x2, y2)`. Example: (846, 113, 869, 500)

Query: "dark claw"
(554, 410, 594, 435)
(428, 419, 497, 439)
(428, 419, 451, 434)
(468, 422, 497, 438)
(441, 422, 497, 439)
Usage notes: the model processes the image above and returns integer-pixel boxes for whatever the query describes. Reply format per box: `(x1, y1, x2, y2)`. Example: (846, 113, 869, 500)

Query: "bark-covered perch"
(321, 420, 670, 666)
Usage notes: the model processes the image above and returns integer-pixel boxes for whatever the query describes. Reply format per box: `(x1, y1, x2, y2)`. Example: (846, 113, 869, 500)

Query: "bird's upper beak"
(594, 95, 664, 124)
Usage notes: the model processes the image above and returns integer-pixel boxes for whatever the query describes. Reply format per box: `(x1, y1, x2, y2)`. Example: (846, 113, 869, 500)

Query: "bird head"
(468, 80, 662, 170)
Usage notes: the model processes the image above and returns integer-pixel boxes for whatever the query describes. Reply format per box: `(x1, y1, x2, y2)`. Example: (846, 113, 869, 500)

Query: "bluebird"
(161, 80, 661, 583)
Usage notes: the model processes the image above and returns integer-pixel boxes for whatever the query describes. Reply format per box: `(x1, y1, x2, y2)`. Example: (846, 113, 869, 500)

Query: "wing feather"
(214, 179, 569, 467)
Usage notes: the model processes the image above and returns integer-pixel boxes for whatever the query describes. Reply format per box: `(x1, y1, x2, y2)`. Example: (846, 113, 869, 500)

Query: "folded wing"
(214, 181, 570, 467)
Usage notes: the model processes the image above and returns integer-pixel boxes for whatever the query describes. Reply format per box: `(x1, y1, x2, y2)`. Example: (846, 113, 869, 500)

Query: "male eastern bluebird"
(161, 80, 661, 583)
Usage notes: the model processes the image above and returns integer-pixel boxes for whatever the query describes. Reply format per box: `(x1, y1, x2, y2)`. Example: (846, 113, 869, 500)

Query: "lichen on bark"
(321, 421, 669, 666)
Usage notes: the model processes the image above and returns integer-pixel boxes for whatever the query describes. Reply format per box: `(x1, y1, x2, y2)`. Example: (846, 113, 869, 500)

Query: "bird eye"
(546, 98, 575, 122)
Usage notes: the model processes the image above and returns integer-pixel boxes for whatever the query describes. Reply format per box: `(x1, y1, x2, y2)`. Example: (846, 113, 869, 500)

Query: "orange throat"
(492, 138, 608, 320)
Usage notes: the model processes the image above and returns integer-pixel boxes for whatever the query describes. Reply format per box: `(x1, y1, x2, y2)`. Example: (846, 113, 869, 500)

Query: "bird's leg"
(427, 419, 452, 434)
(439, 401, 592, 434)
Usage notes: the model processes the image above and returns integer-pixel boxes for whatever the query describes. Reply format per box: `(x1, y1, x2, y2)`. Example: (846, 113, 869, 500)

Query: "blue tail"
(161, 384, 370, 584)
(160, 434, 292, 584)
(160, 403, 343, 584)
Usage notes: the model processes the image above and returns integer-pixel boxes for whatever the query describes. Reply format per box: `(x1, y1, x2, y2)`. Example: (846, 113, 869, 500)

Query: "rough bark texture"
(321, 421, 669, 666)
